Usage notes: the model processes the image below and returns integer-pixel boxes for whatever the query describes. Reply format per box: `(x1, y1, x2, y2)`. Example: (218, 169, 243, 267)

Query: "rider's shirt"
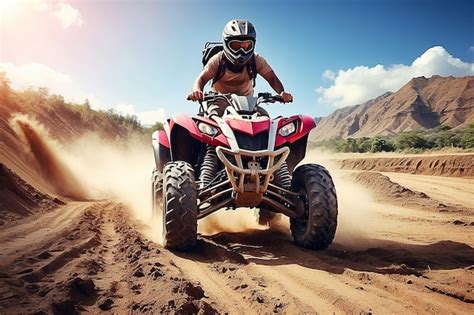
(205, 53, 273, 96)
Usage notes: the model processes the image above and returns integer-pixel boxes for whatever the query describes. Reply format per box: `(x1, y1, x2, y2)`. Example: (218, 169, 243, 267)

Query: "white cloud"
(115, 104, 166, 125)
(0, 62, 83, 100)
(317, 46, 474, 108)
(29, 0, 50, 11)
(0, 62, 165, 124)
(322, 69, 336, 80)
(24, 0, 83, 28)
(469, 46, 474, 53)
(54, 2, 83, 28)
(136, 110, 166, 125)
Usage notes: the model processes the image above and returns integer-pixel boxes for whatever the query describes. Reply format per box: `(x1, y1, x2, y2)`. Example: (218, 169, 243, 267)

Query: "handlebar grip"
(273, 95, 285, 102)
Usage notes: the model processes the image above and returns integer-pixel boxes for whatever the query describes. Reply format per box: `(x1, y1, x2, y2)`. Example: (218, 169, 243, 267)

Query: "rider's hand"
(187, 90, 204, 102)
(280, 91, 293, 103)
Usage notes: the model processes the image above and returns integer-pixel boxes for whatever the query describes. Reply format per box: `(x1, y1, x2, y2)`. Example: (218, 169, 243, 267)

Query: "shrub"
(338, 138, 359, 152)
(370, 136, 396, 152)
(460, 123, 474, 148)
(395, 132, 433, 150)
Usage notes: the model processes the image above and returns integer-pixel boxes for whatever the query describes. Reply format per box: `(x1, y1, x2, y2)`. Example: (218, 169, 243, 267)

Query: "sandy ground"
(1, 158, 473, 314)
(382, 172, 474, 208)
(0, 115, 472, 313)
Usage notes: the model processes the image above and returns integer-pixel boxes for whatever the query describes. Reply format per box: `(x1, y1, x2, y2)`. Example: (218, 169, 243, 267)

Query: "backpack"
(201, 42, 257, 87)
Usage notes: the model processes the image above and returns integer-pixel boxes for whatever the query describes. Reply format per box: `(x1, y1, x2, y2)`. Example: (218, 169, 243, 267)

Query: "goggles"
(228, 39, 254, 53)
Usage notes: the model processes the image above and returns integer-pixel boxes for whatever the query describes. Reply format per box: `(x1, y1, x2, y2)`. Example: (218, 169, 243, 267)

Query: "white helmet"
(222, 19, 256, 66)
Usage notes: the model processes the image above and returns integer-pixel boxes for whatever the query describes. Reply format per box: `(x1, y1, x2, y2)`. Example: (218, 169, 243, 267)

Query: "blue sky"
(1, 0, 473, 123)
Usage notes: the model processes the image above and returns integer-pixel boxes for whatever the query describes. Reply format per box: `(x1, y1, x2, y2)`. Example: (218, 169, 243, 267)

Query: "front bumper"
(215, 146, 290, 196)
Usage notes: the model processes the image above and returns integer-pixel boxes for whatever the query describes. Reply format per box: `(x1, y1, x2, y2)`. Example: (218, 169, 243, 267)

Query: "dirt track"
(0, 115, 472, 313)
(338, 154, 474, 177)
(1, 155, 473, 314)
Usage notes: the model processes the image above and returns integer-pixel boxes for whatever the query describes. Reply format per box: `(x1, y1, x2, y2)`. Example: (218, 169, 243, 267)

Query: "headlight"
(198, 122, 218, 137)
(278, 122, 296, 137)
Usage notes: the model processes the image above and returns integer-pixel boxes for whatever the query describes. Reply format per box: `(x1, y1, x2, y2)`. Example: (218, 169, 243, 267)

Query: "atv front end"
(153, 92, 338, 252)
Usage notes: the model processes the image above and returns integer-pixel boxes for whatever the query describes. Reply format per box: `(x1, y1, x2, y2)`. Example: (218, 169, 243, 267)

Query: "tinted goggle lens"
(229, 40, 254, 52)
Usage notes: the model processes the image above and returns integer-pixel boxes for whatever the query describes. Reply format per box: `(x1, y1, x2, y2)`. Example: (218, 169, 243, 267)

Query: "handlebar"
(187, 92, 291, 104)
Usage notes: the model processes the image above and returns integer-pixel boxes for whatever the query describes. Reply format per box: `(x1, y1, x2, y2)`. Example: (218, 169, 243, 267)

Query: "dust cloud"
(59, 133, 161, 242)
(9, 114, 89, 200)
(198, 208, 264, 235)
(303, 149, 379, 250)
(9, 114, 161, 242)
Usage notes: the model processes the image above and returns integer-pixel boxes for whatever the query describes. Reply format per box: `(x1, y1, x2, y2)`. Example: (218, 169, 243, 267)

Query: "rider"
(187, 19, 293, 113)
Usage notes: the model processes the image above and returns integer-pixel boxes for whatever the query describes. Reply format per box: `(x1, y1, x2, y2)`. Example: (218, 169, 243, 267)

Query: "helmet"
(222, 19, 256, 66)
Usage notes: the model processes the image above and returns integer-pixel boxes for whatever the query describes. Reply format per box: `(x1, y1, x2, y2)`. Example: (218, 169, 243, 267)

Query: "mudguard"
(166, 114, 231, 165)
(275, 115, 316, 147)
(169, 114, 230, 148)
(152, 130, 171, 172)
(274, 115, 316, 174)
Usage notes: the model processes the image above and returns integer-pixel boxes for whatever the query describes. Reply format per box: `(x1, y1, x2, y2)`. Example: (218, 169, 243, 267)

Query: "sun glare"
(0, 0, 17, 13)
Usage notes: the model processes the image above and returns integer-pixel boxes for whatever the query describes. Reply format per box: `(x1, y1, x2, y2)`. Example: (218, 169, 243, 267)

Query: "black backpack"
(201, 42, 257, 87)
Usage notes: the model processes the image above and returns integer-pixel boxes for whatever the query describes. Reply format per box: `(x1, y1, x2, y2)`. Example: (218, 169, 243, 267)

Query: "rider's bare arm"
(260, 70, 293, 103)
(189, 68, 215, 101)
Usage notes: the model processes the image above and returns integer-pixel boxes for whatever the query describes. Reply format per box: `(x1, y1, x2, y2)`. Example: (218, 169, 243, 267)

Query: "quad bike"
(151, 92, 337, 251)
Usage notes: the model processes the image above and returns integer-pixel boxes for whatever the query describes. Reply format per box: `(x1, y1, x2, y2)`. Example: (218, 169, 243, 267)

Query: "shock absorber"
(199, 145, 218, 189)
(274, 162, 291, 189)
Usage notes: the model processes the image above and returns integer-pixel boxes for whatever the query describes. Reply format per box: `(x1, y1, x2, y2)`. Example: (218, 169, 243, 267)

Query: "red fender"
(169, 114, 229, 147)
(275, 115, 316, 147)
(157, 130, 170, 148)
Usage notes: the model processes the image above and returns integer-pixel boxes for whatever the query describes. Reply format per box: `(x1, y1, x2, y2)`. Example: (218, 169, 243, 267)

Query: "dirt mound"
(354, 171, 428, 199)
(0, 85, 147, 201)
(339, 154, 474, 177)
(353, 171, 468, 213)
(0, 163, 64, 226)
(10, 116, 89, 200)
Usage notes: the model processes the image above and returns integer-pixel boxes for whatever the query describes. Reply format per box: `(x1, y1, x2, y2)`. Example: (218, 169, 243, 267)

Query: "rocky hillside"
(311, 75, 474, 141)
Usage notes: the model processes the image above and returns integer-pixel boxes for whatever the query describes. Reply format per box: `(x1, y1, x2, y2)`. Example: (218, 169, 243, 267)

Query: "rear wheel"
(162, 161, 198, 250)
(290, 164, 338, 250)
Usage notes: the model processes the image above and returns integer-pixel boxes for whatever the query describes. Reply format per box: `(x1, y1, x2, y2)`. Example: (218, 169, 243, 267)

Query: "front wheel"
(162, 161, 198, 251)
(290, 164, 338, 250)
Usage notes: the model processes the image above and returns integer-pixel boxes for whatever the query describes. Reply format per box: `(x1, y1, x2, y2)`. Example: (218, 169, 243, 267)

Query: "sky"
(1, 0, 474, 124)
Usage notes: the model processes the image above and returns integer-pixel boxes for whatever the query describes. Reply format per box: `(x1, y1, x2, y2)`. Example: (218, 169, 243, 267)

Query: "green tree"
(338, 138, 359, 152)
(396, 132, 433, 150)
(356, 137, 372, 153)
(460, 123, 474, 148)
(371, 136, 396, 152)
(150, 121, 164, 131)
(431, 130, 460, 148)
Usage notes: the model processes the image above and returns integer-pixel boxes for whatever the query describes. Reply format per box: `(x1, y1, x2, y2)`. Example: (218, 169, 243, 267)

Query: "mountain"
(310, 75, 474, 141)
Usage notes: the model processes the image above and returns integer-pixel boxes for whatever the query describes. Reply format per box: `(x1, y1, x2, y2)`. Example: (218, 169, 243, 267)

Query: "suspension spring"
(274, 162, 292, 189)
(199, 145, 218, 189)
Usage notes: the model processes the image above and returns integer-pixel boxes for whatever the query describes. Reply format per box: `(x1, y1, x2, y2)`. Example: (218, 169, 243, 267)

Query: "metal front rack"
(215, 146, 290, 195)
